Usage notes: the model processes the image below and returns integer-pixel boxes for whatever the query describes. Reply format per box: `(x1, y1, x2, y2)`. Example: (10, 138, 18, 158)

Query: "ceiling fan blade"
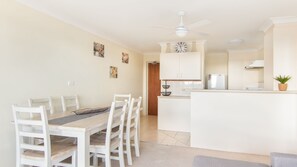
(187, 19, 211, 29)
(150, 25, 174, 30)
(188, 30, 210, 37)
(197, 31, 210, 36)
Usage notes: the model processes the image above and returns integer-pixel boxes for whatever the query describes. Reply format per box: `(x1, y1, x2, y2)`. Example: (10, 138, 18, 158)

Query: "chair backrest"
(105, 101, 128, 151)
(28, 97, 54, 115)
(113, 94, 131, 107)
(12, 105, 51, 166)
(126, 97, 142, 136)
(61, 95, 80, 112)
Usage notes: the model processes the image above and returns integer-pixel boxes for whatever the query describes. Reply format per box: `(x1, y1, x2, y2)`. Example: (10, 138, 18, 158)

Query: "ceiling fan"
(153, 11, 211, 38)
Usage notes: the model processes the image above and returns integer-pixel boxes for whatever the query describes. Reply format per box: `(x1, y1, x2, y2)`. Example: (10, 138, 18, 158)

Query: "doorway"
(148, 62, 161, 115)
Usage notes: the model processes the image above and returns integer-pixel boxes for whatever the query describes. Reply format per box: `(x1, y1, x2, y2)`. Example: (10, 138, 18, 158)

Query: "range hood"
(245, 60, 264, 69)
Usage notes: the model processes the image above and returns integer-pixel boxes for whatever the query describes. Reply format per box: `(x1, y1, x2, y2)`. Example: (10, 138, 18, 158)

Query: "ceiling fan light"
(176, 28, 188, 37)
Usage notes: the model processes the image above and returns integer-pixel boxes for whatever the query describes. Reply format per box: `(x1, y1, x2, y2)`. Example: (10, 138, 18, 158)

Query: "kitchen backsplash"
(162, 81, 203, 96)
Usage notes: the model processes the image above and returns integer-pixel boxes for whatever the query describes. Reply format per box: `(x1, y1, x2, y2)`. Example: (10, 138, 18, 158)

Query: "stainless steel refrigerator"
(207, 74, 227, 90)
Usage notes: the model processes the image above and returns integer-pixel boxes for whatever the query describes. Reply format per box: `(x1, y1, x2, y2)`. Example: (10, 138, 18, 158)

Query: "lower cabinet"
(158, 96, 190, 132)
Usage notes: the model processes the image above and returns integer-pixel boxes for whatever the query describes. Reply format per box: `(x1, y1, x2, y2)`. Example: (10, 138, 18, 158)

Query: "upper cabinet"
(180, 52, 201, 79)
(159, 40, 205, 81)
(160, 53, 180, 79)
(160, 52, 201, 80)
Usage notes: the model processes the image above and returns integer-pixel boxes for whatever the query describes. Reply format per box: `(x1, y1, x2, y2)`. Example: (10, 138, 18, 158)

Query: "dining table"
(47, 108, 110, 167)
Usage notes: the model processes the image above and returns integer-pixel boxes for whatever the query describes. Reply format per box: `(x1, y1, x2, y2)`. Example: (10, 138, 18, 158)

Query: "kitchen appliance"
(245, 60, 264, 69)
(207, 74, 227, 90)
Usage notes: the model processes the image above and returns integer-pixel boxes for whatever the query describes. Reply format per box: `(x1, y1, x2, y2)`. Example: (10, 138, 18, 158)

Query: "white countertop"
(191, 89, 297, 94)
(158, 95, 191, 99)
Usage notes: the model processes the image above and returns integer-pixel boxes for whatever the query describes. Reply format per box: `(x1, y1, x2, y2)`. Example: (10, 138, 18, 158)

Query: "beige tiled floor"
(93, 115, 269, 166)
(140, 115, 190, 147)
(98, 142, 270, 167)
(139, 115, 270, 166)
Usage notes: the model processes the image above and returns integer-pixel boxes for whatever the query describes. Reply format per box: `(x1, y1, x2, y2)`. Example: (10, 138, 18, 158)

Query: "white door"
(160, 53, 180, 80)
(179, 52, 201, 80)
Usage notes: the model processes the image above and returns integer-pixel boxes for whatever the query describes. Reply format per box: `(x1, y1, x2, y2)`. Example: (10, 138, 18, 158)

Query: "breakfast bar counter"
(158, 96, 191, 132)
(190, 90, 297, 155)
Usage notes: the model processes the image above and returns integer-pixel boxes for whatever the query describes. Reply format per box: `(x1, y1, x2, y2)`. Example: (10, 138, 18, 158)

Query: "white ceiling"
(18, 0, 297, 53)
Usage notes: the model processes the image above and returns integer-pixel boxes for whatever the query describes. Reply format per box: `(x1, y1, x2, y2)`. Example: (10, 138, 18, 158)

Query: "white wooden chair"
(12, 105, 77, 167)
(113, 94, 131, 107)
(90, 101, 128, 167)
(28, 97, 54, 115)
(28, 97, 56, 144)
(61, 95, 80, 113)
(60, 95, 80, 144)
(124, 97, 142, 165)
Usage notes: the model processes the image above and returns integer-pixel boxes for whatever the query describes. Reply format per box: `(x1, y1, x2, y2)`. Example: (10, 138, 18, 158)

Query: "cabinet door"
(160, 53, 180, 80)
(179, 52, 201, 80)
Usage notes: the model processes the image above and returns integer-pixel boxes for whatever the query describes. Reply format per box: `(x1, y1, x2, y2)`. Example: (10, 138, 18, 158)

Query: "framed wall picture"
(94, 42, 104, 57)
(122, 52, 129, 64)
(110, 66, 118, 78)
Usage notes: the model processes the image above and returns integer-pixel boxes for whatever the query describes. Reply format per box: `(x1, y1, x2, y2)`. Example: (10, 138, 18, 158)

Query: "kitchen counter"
(158, 95, 191, 99)
(190, 91, 297, 155)
(191, 89, 297, 94)
(158, 96, 191, 132)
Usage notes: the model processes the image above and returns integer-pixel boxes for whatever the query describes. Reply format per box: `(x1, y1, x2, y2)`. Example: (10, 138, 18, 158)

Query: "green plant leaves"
(274, 75, 291, 84)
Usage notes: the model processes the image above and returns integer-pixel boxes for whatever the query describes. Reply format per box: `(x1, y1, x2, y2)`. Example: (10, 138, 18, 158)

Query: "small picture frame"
(122, 52, 129, 64)
(110, 66, 118, 78)
(94, 42, 104, 57)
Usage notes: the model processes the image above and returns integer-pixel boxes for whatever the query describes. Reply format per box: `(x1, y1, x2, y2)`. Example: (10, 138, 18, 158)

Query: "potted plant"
(274, 75, 291, 91)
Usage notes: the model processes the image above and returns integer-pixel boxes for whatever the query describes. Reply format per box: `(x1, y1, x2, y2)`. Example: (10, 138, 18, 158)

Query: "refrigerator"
(207, 74, 227, 90)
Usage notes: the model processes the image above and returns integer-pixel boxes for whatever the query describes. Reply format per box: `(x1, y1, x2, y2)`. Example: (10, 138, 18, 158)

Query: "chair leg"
(126, 139, 133, 165)
(105, 153, 111, 167)
(119, 143, 125, 167)
(72, 151, 77, 167)
(134, 135, 140, 157)
(16, 157, 20, 167)
(93, 154, 98, 167)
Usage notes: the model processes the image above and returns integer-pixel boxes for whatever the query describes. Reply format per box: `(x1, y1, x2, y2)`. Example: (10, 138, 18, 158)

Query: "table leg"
(77, 131, 90, 167)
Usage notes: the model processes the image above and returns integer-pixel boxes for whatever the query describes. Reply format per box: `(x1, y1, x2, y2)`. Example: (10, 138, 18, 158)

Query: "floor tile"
(106, 115, 272, 167)
(140, 115, 190, 147)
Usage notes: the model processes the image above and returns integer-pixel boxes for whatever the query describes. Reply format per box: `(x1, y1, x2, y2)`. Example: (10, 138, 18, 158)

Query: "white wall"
(264, 23, 297, 91)
(273, 23, 297, 90)
(228, 50, 264, 90)
(142, 53, 160, 115)
(205, 52, 228, 76)
(0, 1, 143, 166)
(205, 52, 228, 87)
(264, 27, 274, 90)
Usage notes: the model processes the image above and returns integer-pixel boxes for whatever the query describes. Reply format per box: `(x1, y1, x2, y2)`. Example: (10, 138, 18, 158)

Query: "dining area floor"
(105, 141, 270, 167)
(140, 115, 190, 147)
(129, 115, 270, 167)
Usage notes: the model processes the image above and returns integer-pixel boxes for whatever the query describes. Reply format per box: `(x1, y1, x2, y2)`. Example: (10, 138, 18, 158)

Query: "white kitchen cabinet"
(158, 96, 190, 132)
(179, 53, 201, 79)
(160, 52, 201, 80)
(160, 53, 180, 79)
